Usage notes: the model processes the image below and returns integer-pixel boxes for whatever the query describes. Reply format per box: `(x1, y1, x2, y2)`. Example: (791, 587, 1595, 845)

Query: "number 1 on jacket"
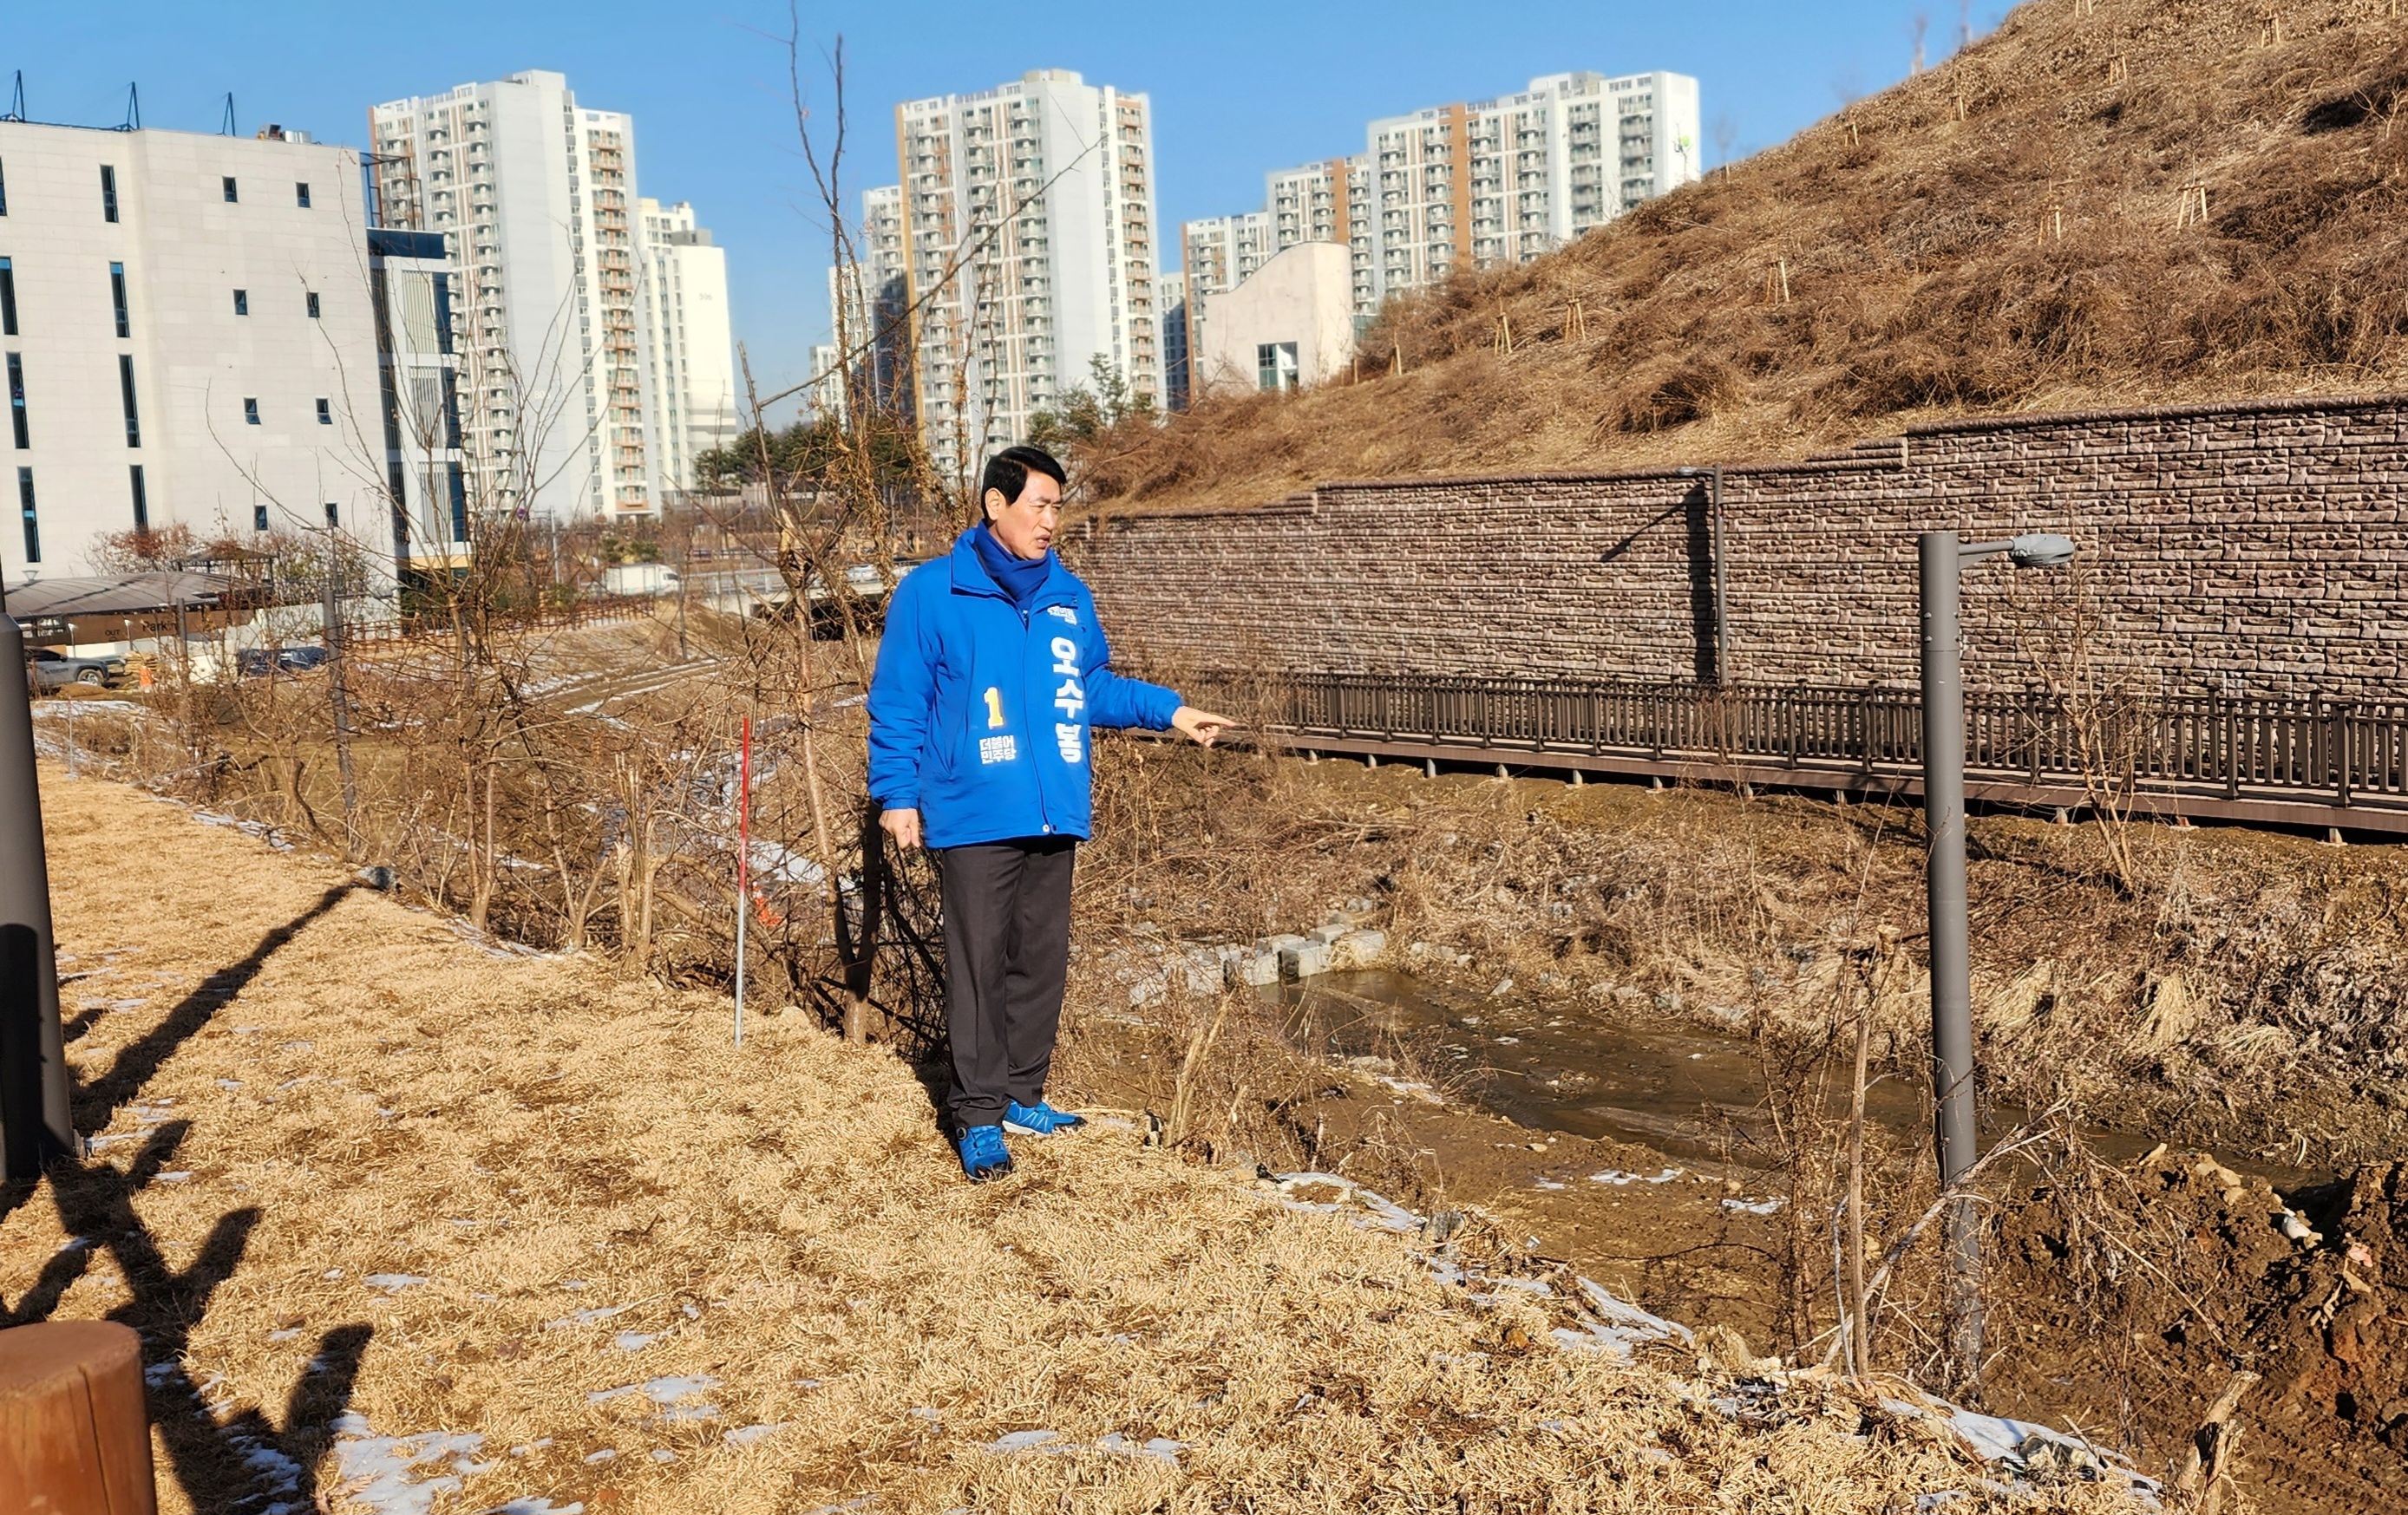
(984, 687, 1005, 728)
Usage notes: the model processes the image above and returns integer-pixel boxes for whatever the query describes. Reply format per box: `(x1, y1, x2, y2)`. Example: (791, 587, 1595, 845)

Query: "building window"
(243, 397, 259, 425)
(253, 504, 269, 532)
(447, 461, 468, 541)
(223, 176, 239, 204)
(306, 291, 321, 318)
(316, 397, 331, 425)
(5, 352, 24, 448)
(17, 467, 36, 563)
(119, 355, 141, 447)
(324, 501, 338, 527)
(1256, 341, 1299, 392)
(233, 288, 248, 317)
(110, 262, 129, 338)
(130, 465, 147, 532)
(0, 157, 8, 217)
(0, 258, 15, 337)
(101, 166, 119, 222)
(296, 181, 311, 208)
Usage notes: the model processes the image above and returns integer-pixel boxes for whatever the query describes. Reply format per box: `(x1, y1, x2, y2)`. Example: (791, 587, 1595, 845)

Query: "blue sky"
(6, 1, 2001, 417)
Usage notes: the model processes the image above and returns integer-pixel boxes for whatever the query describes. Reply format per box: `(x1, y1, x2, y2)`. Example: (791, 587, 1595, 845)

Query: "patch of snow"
(545, 1303, 636, 1329)
(581, 1449, 616, 1465)
(590, 1375, 720, 1422)
(1272, 1172, 1423, 1234)
(650, 1449, 676, 1463)
(613, 1331, 658, 1351)
(723, 1423, 787, 1447)
(986, 1429, 1063, 1453)
(1721, 1197, 1784, 1216)
(1589, 1167, 1685, 1185)
(330, 1412, 484, 1515)
(1096, 1432, 1186, 1466)
(365, 1274, 429, 1292)
(157, 1171, 193, 1183)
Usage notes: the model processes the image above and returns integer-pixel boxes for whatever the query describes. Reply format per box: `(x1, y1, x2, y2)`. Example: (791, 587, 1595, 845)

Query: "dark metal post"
(322, 538, 360, 858)
(0, 614, 75, 1178)
(1918, 530, 1984, 1394)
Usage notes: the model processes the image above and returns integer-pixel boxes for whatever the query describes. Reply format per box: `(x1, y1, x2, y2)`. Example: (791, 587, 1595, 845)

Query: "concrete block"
(1307, 924, 1349, 944)
(1329, 930, 1388, 970)
(1279, 940, 1332, 980)
(1226, 952, 1281, 989)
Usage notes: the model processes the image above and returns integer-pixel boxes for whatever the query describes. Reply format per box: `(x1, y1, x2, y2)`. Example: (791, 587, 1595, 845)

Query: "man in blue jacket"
(867, 444, 1232, 1182)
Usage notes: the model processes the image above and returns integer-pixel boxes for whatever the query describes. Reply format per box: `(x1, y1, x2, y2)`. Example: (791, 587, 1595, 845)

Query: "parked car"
(25, 647, 127, 691)
(234, 646, 331, 678)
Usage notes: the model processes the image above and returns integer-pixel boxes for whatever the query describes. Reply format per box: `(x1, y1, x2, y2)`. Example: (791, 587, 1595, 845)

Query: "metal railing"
(1181, 671, 2408, 813)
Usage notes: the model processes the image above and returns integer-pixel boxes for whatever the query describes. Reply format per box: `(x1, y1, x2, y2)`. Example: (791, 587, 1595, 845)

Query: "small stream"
(1258, 970, 2296, 1178)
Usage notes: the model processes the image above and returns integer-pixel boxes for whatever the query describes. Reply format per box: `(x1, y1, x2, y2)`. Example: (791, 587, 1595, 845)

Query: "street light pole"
(0, 612, 75, 1179)
(1918, 527, 2075, 1396)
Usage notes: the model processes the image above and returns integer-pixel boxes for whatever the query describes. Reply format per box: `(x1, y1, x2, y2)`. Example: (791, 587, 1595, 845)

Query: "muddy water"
(1260, 970, 2250, 1174)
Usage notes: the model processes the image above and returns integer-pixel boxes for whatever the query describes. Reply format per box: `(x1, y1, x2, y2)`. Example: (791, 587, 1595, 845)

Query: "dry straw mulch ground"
(3, 767, 2143, 1513)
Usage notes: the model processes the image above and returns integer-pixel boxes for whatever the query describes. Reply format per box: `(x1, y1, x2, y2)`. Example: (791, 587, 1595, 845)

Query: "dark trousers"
(936, 838, 1076, 1130)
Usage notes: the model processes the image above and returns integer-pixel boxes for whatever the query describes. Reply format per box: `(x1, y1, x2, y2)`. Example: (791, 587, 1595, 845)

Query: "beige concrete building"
(1193, 241, 1355, 399)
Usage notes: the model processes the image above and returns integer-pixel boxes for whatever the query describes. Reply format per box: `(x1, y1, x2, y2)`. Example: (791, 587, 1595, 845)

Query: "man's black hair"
(981, 445, 1067, 519)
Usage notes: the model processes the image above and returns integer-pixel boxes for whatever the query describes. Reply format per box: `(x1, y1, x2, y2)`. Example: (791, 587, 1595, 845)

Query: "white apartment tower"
(0, 118, 434, 584)
(637, 198, 738, 490)
(1175, 70, 1698, 402)
(369, 71, 735, 519)
(876, 69, 1161, 479)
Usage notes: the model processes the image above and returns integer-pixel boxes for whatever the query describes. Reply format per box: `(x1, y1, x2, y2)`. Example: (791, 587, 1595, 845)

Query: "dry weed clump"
(1081, 0, 2408, 509)
(5, 768, 2151, 1514)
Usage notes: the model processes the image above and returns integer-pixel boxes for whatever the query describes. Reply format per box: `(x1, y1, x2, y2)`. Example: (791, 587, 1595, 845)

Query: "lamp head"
(2006, 532, 2077, 568)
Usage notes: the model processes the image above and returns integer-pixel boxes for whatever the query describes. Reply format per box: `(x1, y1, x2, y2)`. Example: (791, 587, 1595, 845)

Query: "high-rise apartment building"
(0, 116, 458, 585)
(637, 198, 738, 488)
(369, 71, 735, 519)
(823, 188, 913, 426)
(867, 69, 1161, 478)
(1175, 70, 1698, 404)
(1159, 269, 1188, 413)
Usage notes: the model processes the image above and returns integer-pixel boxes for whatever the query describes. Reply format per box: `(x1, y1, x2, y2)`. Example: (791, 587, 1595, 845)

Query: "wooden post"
(0, 1321, 158, 1513)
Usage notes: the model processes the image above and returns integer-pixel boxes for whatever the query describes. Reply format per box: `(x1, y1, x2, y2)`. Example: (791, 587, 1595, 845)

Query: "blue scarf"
(972, 522, 1053, 611)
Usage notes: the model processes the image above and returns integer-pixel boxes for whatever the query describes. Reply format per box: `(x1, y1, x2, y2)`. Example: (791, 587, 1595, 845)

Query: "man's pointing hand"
(1171, 707, 1236, 748)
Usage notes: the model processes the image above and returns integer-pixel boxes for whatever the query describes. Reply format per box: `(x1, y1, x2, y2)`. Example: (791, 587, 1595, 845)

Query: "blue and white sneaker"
(957, 1124, 1014, 1182)
(1003, 1100, 1086, 1137)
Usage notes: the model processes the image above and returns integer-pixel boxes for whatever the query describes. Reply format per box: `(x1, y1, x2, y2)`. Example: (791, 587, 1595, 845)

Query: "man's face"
(984, 471, 1062, 561)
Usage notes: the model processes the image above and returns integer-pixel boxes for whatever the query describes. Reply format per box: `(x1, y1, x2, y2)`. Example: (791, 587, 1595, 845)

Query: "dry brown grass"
(0, 766, 2158, 1513)
(1087, 0, 2408, 509)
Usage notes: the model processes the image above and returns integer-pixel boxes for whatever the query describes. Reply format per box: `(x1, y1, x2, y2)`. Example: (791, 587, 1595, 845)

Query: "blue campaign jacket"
(866, 532, 1183, 849)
